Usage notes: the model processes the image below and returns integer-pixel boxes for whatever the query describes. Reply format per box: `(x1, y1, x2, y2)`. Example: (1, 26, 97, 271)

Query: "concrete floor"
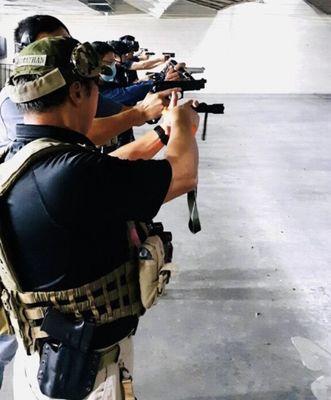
(2, 93, 331, 399)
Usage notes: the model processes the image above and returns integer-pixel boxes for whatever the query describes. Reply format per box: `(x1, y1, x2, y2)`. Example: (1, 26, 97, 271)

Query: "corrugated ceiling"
(0, 0, 255, 16)
(188, 0, 254, 11)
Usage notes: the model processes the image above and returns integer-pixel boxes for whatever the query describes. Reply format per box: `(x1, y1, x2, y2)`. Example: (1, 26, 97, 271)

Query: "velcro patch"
(15, 55, 47, 67)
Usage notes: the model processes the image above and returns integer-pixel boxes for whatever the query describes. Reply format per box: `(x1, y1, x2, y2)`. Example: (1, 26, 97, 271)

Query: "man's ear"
(68, 81, 83, 106)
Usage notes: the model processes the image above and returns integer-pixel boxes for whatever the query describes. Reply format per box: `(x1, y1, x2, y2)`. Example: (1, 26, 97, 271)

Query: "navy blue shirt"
(99, 81, 153, 107)
(96, 93, 123, 118)
(2, 124, 172, 346)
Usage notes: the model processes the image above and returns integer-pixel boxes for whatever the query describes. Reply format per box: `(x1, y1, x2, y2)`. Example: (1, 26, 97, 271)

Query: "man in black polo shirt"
(2, 36, 198, 399)
(0, 15, 183, 387)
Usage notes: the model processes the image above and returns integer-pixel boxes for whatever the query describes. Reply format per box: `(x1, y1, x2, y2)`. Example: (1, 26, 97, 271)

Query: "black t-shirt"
(3, 124, 172, 347)
(115, 64, 129, 87)
(123, 59, 139, 85)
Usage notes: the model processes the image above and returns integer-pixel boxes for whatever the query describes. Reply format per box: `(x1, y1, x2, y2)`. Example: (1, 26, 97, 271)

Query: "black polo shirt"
(122, 59, 139, 85)
(2, 124, 172, 347)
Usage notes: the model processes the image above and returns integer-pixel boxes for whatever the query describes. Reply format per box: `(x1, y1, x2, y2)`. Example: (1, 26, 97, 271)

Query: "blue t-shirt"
(100, 81, 153, 107)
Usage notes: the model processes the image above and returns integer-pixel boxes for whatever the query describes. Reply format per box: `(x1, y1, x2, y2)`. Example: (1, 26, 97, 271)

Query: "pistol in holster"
(37, 308, 100, 400)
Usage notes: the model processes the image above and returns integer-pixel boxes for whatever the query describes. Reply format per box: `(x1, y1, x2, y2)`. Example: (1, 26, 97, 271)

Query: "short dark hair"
(91, 41, 115, 58)
(14, 15, 70, 48)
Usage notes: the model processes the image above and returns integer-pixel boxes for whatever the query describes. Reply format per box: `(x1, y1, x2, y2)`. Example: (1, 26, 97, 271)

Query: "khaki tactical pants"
(13, 336, 134, 400)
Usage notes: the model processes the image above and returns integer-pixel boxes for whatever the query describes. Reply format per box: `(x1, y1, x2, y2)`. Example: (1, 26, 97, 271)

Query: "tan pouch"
(0, 299, 12, 335)
(138, 235, 171, 309)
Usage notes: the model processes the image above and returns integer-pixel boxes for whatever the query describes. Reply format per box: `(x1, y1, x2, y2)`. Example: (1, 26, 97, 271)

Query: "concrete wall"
(0, 0, 330, 93)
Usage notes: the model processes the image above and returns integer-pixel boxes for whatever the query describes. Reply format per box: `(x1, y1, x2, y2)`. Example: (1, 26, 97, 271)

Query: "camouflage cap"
(7, 36, 101, 103)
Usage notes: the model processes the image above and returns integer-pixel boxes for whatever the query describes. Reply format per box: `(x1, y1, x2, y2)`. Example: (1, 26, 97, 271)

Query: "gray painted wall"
(0, 0, 330, 93)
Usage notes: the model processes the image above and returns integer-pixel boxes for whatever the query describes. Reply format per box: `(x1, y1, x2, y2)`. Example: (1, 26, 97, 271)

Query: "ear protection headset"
(119, 35, 139, 52)
(14, 16, 70, 53)
(15, 30, 33, 53)
(14, 15, 44, 53)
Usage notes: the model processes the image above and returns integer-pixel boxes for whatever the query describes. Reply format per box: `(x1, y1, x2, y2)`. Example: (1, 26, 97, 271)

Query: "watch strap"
(154, 125, 169, 145)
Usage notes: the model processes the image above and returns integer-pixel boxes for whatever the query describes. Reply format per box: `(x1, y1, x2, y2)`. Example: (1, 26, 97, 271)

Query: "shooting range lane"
(1, 0, 331, 398)
(2, 94, 331, 399)
(133, 93, 331, 400)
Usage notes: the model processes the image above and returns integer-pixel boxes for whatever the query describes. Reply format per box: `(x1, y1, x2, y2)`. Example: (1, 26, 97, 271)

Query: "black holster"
(37, 308, 100, 400)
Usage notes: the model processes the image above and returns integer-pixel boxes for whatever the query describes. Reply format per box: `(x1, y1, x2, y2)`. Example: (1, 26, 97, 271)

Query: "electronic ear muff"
(14, 31, 33, 53)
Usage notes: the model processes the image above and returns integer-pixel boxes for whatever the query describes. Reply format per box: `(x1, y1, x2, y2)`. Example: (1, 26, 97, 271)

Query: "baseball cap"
(7, 36, 101, 103)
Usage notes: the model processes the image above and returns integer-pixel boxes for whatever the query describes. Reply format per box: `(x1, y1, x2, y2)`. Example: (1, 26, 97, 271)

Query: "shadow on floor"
(180, 387, 315, 400)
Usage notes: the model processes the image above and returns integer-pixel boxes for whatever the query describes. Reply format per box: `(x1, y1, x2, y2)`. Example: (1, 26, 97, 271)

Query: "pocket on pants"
(87, 336, 134, 400)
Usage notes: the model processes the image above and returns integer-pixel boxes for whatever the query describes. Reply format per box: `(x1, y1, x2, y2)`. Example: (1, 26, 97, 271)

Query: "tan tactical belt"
(1, 260, 143, 354)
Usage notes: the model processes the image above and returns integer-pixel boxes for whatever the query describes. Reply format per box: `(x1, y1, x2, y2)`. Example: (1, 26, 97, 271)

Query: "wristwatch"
(154, 125, 169, 145)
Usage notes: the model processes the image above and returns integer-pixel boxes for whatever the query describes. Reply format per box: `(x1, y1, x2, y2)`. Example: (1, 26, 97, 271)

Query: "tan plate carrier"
(0, 138, 145, 355)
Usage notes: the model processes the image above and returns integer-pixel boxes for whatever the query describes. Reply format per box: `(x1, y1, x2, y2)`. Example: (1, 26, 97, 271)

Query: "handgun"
(193, 103, 225, 141)
(194, 103, 224, 114)
(41, 308, 94, 352)
(146, 79, 207, 124)
(151, 79, 207, 94)
(186, 67, 205, 74)
(168, 59, 194, 81)
(163, 52, 175, 58)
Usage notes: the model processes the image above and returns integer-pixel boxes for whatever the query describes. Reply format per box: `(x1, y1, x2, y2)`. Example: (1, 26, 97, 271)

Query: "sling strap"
(187, 188, 201, 234)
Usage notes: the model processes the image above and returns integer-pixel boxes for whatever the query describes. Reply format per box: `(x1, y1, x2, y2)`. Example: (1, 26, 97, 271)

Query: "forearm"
(88, 108, 145, 145)
(132, 57, 165, 71)
(109, 129, 164, 160)
(164, 124, 198, 202)
(149, 60, 166, 69)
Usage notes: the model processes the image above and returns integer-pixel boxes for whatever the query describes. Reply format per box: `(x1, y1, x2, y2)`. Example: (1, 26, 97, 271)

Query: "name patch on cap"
(15, 55, 47, 67)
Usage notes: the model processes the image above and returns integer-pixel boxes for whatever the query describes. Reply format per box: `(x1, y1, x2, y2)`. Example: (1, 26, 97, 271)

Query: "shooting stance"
(0, 36, 199, 399)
